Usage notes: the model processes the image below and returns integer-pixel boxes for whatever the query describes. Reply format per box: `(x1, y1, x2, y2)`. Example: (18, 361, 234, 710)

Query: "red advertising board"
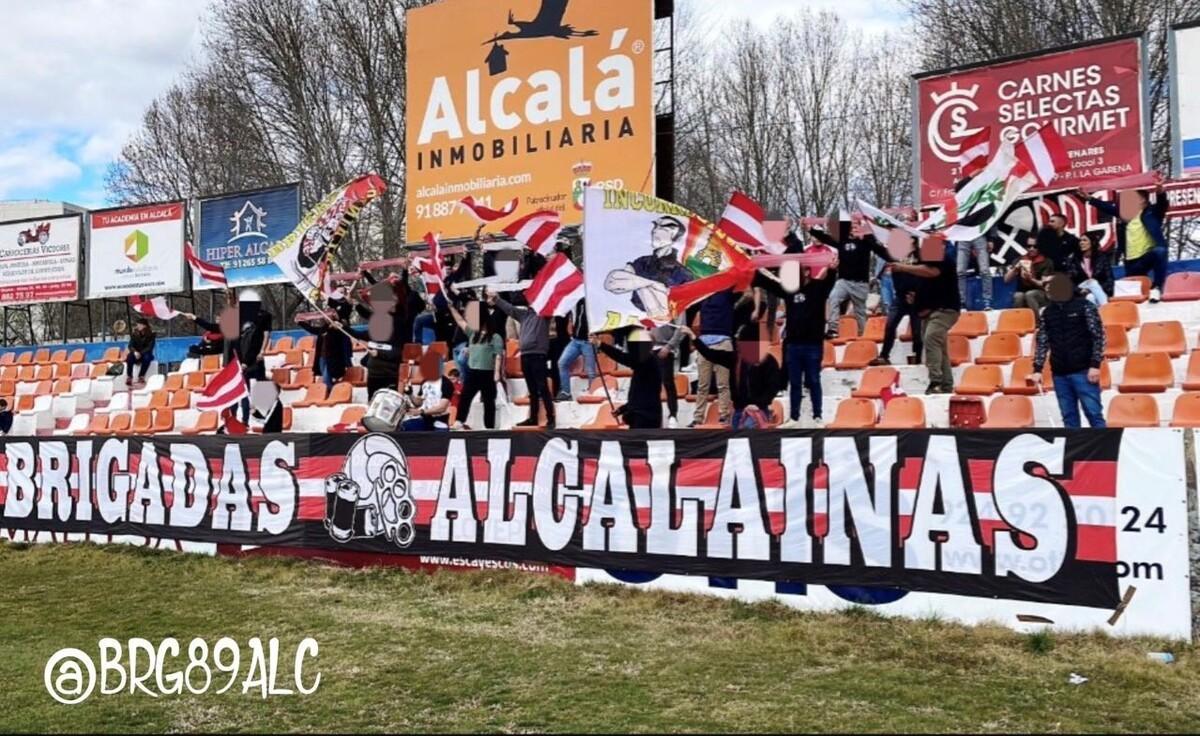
(1163, 179, 1200, 217)
(915, 36, 1147, 206)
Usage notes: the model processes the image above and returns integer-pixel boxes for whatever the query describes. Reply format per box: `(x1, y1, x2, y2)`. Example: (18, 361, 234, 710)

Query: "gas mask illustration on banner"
(323, 434, 416, 547)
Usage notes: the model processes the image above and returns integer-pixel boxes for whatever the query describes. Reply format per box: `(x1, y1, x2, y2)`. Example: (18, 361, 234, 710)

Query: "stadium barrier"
(0, 427, 1193, 639)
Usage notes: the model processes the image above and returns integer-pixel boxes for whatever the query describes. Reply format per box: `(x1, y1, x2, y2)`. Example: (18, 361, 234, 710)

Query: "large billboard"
(1170, 22, 1200, 177)
(0, 214, 81, 305)
(86, 201, 185, 299)
(914, 35, 1148, 206)
(405, 0, 655, 238)
(195, 183, 301, 288)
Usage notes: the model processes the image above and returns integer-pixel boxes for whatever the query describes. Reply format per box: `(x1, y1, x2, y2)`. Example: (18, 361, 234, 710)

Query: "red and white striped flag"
(415, 231, 445, 295)
(503, 210, 562, 256)
(196, 360, 249, 412)
(1014, 124, 1069, 187)
(460, 196, 518, 223)
(958, 127, 991, 178)
(129, 295, 180, 320)
(718, 192, 784, 254)
(524, 253, 584, 318)
(185, 241, 228, 287)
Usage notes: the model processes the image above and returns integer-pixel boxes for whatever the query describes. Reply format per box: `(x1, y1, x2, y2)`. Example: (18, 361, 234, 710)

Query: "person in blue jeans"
(556, 299, 598, 400)
(125, 318, 156, 386)
(1030, 275, 1107, 428)
(753, 259, 836, 427)
(1079, 185, 1170, 301)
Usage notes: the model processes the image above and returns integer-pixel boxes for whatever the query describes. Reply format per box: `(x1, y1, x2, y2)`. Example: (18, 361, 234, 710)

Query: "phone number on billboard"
(414, 201, 464, 220)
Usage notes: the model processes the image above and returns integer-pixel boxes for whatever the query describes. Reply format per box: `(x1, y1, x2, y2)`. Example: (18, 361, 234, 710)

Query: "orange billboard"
(405, 0, 655, 238)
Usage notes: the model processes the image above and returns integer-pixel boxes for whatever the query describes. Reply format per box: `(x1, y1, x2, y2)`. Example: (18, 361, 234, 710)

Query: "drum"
(362, 388, 411, 433)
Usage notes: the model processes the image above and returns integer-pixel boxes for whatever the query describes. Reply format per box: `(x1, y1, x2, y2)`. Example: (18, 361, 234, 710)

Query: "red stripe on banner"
(1061, 461, 1118, 497)
(968, 459, 993, 494)
(758, 459, 785, 488)
(296, 455, 344, 480)
(898, 457, 923, 489)
(1076, 524, 1117, 563)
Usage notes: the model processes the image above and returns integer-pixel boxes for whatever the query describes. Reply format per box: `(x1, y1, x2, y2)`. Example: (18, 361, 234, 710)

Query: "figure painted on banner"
(604, 215, 692, 320)
(125, 318, 156, 387)
(1030, 274, 1107, 429)
(589, 329, 663, 430)
(298, 221, 333, 270)
(1066, 233, 1114, 306)
(1077, 184, 1169, 302)
(0, 398, 12, 436)
(323, 433, 416, 548)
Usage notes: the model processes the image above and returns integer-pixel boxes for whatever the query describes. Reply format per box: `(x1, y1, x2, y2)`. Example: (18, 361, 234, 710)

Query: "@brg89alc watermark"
(43, 637, 320, 704)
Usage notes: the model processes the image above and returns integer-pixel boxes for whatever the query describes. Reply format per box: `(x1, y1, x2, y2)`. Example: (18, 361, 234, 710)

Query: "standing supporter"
(809, 218, 895, 338)
(956, 236, 993, 310)
(873, 240, 923, 367)
(589, 329, 662, 430)
(1066, 233, 1114, 305)
(125, 318, 156, 386)
(889, 238, 960, 395)
(1079, 185, 1169, 302)
(753, 261, 835, 428)
(351, 277, 420, 400)
(300, 298, 354, 391)
(490, 291, 555, 429)
(1004, 239, 1054, 312)
(1035, 214, 1080, 272)
(236, 310, 272, 423)
(1030, 274, 1107, 428)
(556, 299, 598, 401)
(548, 314, 571, 399)
(688, 289, 735, 427)
(680, 322, 785, 429)
(651, 318, 686, 429)
(448, 300, 504, 430)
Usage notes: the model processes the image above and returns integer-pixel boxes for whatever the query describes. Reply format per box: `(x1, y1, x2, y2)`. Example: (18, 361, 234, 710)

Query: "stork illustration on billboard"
(483, 0, 598, 74)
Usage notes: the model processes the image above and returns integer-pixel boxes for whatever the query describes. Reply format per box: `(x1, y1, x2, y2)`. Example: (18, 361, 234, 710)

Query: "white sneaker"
(667, 416, 678, 429)
(1149, 288, 1162, 303)
(811, 417, 825, 428)
(779, 419, 803, 429)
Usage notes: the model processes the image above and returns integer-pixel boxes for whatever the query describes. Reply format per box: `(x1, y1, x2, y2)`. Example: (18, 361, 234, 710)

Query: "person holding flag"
(489, 289, 555, 429)
(810, 213, 895, 339)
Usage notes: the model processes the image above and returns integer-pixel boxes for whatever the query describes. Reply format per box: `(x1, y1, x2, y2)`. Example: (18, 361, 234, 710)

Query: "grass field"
(0, 542, 1196, 733)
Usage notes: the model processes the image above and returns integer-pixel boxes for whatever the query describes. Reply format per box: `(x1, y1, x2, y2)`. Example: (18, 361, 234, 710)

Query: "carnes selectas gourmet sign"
(404, 0, 654, 236)
(3, 428, 1179, 612)
(915, 35, 1148, 206)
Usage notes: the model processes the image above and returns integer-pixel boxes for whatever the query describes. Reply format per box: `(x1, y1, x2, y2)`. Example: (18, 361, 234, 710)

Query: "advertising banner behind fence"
(1171, 22, 1200, 178)
(914, 35, 1148, 207)
(0, 428, 1190, 637)
(405, 0, 655, 237)
(86, 202, 185, 298)
(0, 214, 81, 305)
(195, 184, 301, 288)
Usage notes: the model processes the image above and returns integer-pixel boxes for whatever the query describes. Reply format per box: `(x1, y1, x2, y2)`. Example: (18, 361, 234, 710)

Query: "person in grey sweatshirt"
(490, 291, 555, 429)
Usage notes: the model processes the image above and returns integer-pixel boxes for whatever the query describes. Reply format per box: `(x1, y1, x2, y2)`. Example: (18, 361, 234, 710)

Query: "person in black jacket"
(590, 329, 662, 429)
(1035, 214, 1080, 272)
(236, 310, 271, 423)
(873, 240, 923, 367)
(1065, 233, 1114, 305)
(809, 218, 895, 338)
(125, 318, 156, 386)
(680, 322, 785, 428)
(1030, 274, 1106, 428)
(301, 298, 354, 391)
(0, 399, 12, 435)
(351, 277, 423, 399)
(752, 261, 835, 427)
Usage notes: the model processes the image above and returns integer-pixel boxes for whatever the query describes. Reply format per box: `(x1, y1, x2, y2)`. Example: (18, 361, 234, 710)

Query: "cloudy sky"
(0, 0, 904, 209)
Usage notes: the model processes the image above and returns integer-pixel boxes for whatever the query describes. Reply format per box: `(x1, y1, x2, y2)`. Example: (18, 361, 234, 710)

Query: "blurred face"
(1137, 191, 1150, 208)
(1080, 235, 1093, 253)
(1049, 215, 1067, 233)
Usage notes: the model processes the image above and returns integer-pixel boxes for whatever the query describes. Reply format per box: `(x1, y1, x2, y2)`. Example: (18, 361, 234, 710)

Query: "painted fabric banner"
(1, 428, 1185, 612)
(195, 184, 302, 288)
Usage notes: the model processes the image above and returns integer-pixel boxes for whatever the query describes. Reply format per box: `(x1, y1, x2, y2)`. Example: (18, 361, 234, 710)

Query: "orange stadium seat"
(123, 409, 154, 436)
(835, 340, 878, 370)
(1112, 276, 1150, 303)
(281, 368, 314, 391)
(34, 365, 53, 382)
(48, 349, 67, 364)
(506, 339, 520, 358)
(77, 414, 109, 436)
(108, 413, 133, 435)
(296, 336, 316, 353)
(184, 371, 206, 390)
(33, 348, 51, 365)
(401, 344, 423, 363)
(948, 334, 971, 367)
(1107, 395, 1159, 428)
(17, 365, 36, 382)
(100, 347, 122, 363)
(1183, 351, 1200, 391)
(831, 316, 860, 346)
(956, 365, 1004, 396)
(268, 336, 294, 355)
(949, 311, 988, 338)
(429, 341, 449, 360)
(280, 350, 305, 368)
(876, 397, 926, 429)
(1169, 393, 1200, 428)
(15, 352, 33, 365)
(0, 353, 13, 366)
(201, 354, 222, 373)
(981, 395, 1036, 428)
(271, 368, 292, 386)
(579, 377, 620, 405)
(851, 366, 899, 399)
(182, 411, 219, 436)
(505, 354, 525, 378)
(329, 406, 367, 433)
(16, 395, 34, 412)
(995, 308, 1036, 336)
(1104, 324, 1129, 360)
(976, 333, 1022, 365)
(1118, 352, 1175, 393)
(317, 382, 354, 407)
(168, 391, 191, 411)
(152, 409, 175, 434)
(67, 349, 85, 363)
(52, 378, 71, 395)
(0, 380, 15, 397)
(345, 366, 367, 387)
(828, 398, 877, 429)
(1162, 272, 1200, 302)
(164, 373, 184, 391)
(293, 384, 329, 409)
(861, 316, 886, 342)
(52, 363, 72, 380)
(90, 363, 109, 379)
(148, 390, 170, 410)
(581, 403, 623, 430)
(1136, 321, 1187, 357)
(821, 341, 835, 369)
(1099, 300, 1139, 331)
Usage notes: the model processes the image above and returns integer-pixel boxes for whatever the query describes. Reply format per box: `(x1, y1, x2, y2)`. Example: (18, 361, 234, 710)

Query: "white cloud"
(689, 0, 907, 36)
(0, 137, 82, 199)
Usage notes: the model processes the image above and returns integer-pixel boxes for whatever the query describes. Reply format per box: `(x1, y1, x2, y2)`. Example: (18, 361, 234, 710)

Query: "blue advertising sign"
(194, 183, 301, 288)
